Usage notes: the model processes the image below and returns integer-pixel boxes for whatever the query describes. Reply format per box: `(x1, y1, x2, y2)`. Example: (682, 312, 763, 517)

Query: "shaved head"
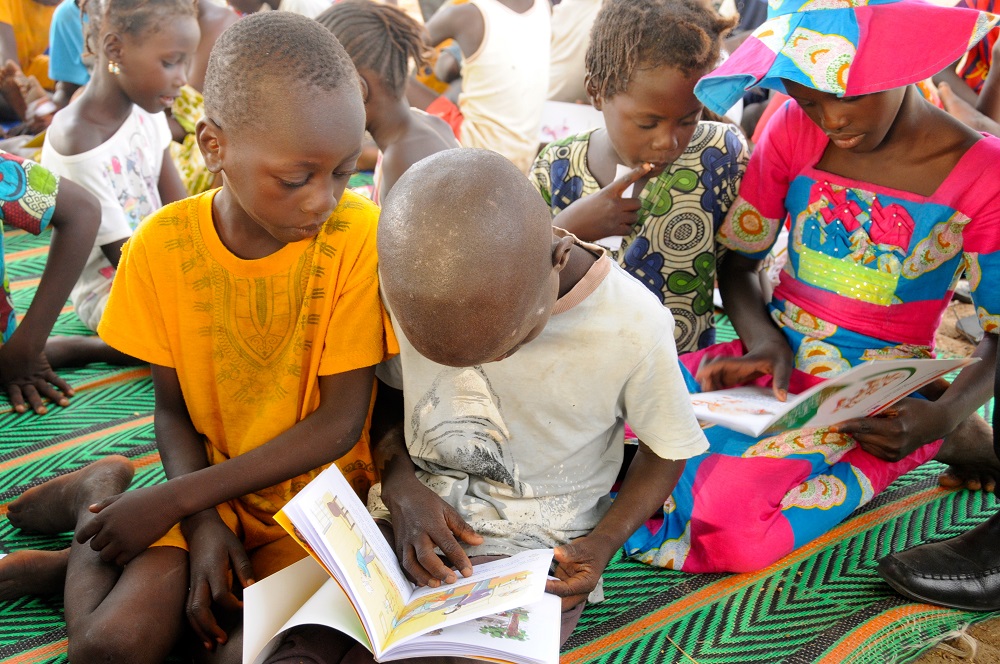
(379, 149, 559, 366)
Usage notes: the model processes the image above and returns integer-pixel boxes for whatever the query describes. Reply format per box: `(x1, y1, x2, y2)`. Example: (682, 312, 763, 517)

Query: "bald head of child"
(379, 149, 573, 367)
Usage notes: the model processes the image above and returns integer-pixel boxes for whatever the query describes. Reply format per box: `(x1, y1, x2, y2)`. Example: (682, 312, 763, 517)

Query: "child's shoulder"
(535, 130, 595, 163)
(573, 256, 675, 342)
(326, 189, 380, 242)
(682, 120, 748, 157)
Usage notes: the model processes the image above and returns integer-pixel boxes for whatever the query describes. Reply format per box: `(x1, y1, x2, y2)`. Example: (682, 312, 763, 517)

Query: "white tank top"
(458, 0, 551, 173)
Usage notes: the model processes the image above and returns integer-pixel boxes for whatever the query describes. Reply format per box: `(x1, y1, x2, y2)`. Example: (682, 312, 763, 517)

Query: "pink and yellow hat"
(695, 0, 1000, 116)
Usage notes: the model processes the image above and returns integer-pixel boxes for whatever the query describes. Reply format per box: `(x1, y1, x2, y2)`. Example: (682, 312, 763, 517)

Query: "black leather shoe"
(878, 510, 1000, 612)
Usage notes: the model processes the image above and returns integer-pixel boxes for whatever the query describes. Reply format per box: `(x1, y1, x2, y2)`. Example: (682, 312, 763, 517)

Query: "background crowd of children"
(2, 0, 1000, 660)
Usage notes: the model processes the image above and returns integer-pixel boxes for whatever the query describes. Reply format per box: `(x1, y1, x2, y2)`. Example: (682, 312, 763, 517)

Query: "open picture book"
(243, 464, 561, 664)
(690, 357, 977, 437)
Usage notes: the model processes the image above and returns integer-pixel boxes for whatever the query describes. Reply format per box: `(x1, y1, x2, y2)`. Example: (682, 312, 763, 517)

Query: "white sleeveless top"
(458, 0, 551, 173)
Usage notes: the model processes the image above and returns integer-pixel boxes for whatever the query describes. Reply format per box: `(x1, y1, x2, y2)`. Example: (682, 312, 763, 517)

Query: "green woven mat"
(2, 227, 998, 664)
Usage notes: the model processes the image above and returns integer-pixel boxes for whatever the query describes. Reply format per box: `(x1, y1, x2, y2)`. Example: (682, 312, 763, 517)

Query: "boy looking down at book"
(0, 12, 394, 663)
(262, 148, 709, 662)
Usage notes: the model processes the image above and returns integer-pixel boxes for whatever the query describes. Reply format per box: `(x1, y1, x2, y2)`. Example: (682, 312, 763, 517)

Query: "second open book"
(243, 463, 561, 664)
(690, 357, 977, 437)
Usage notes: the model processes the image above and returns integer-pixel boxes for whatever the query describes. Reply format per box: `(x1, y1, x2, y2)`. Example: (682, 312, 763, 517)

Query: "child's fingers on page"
(230, 547, 255, 587)
(32, 379, 68, 408)
(415, 537, 458, 585)
(20, 384, 45, 414)
(43, 369, 74, 397)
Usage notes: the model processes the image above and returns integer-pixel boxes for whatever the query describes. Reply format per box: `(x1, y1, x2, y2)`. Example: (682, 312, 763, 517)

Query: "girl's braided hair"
(585, 0, 738, 102)
(317, 0, 430, 98)
(83, 0, 197, 58)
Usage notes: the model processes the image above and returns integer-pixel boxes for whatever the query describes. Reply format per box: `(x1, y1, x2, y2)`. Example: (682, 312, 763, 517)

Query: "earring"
(107, 61, 121, 75)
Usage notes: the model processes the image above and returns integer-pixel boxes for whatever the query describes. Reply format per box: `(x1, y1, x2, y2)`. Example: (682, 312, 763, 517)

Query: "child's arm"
(2, 178, 100, 413)
(546, 443, 685, 610)
(371, 380, 483, 587)
(424, 2, 483, 56)
(150, 365, 254, 651)
(833, 332, 998, 461)
(696, 252, 794, 400)
(75, 365, 379, 565)
(158, 147, 188, 206)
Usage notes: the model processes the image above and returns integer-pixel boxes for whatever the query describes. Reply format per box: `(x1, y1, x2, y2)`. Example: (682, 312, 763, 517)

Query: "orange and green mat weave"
(2, 226, 998, 663)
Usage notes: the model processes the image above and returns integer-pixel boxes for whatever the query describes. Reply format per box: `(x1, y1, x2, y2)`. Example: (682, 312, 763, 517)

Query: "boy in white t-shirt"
(261, 148, 708, 662)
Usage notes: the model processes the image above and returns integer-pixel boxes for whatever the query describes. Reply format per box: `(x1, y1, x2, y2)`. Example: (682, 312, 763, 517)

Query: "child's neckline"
(199, 189, 314, 277)
(804, 135, 989, 203)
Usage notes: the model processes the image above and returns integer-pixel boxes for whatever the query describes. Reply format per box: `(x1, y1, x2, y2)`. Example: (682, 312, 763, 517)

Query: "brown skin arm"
(547, 443, 685, 611)
(75, 365, 378, 564)
(150, 365, 254, 652)
(372, 379, 484, 587)
(2, 177, 100, 413)
(51, 81, 80, 110)
(0, 23, 16, 67)
(832, 333, 998, 461)
(158, 147, 188, 204)
(697, 252, 793, 400)
(425, 3, 484, 57)
(977, 40, 1000, 123)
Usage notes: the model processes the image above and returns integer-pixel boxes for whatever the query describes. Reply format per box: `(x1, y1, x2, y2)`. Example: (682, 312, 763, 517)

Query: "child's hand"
(546, 534, 615, 611)
(183, 510, 255, 651)
(75, 484, 181, 565)
(695, 338, 794, 401)
(554, 163, 653, 242)
(384, 476, 483, 588)
(831, 397, 948, 462)
(0, 347, 73, 415)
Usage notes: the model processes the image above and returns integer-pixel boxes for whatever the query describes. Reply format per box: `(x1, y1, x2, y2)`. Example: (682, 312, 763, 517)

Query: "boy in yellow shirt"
(0, 12, 395, 663)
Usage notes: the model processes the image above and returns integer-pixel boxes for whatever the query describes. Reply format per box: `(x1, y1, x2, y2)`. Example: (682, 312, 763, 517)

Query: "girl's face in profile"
(782, 80, 907, 154)
(596, 64, 705, 175)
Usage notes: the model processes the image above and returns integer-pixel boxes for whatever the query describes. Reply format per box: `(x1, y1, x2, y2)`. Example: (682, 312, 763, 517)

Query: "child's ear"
(551, 235, 574, 272)
(102, 32, 123, 68)
(585, 74, 602, 110)
(358, 74, 371, 105)
(196, 118, 224, 173)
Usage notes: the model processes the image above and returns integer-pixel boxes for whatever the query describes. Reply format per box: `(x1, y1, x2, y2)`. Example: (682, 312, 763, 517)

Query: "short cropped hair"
(586, 0, 738, 101)
(317, 0, 430, 99)
(203, 11, 359, 130)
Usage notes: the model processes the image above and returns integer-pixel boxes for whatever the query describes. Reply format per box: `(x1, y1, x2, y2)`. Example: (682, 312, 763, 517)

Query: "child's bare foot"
(0, 549, 70, 599)
(935, 412, 1000, 493)
(7, 456, 134, 534)
(0, 60, 28, 120)
(45, 336, 143, 369)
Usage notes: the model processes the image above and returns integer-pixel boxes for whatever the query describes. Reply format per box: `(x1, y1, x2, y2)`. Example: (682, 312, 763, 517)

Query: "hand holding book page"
(243, 464, 560, 664)
(689, 358, 977, 437)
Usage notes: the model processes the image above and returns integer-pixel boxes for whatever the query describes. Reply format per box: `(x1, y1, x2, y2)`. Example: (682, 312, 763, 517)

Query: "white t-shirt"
(41, 105, 171, 328)
(275, 0, 330, 18)
(376, 242, 708, 557)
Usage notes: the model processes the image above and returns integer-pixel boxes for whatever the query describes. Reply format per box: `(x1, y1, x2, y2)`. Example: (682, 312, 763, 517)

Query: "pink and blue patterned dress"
(625, 101, 1000, 573)
(0, 151, 59, 344)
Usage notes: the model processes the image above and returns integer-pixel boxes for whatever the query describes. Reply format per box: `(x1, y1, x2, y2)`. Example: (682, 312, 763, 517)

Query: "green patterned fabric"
(1, 227, 997, 663)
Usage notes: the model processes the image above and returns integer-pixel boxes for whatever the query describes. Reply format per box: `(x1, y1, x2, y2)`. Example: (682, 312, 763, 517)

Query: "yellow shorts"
(152, 499, 307, 580)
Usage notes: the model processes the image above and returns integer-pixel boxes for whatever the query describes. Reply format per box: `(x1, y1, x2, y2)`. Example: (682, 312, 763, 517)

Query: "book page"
(382, 593, 562, 664)
(383, 549, 554, 651)
(244, 557, 372, 664)
(278, 465, 414, 650)
(689, 387, 784, 436)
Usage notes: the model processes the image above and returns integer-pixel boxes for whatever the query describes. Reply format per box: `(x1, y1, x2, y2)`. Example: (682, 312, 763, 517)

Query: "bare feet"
(0, 549, 70, 600)
(44, 336, 143, 369)
(0, 60, 27, 119)
(935, 412, 1000, 493)
(939, 82, 1000, 138)
(7, 456, 134, 535)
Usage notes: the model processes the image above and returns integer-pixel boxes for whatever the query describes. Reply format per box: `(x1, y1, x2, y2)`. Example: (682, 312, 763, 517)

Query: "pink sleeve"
(716, 101, 823, 259)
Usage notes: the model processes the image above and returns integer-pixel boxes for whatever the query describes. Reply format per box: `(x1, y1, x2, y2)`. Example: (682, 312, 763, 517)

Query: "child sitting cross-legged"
(0, 12, 395, 663)
(260, 148, 709, 663)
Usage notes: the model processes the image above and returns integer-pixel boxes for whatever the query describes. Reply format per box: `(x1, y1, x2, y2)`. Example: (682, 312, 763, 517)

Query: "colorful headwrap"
(695, 0, 1000, 116)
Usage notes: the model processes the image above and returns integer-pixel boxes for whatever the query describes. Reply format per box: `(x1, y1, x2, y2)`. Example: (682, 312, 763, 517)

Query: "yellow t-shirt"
(99, 188, 397, 549)
(0, 0, 55, 88)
